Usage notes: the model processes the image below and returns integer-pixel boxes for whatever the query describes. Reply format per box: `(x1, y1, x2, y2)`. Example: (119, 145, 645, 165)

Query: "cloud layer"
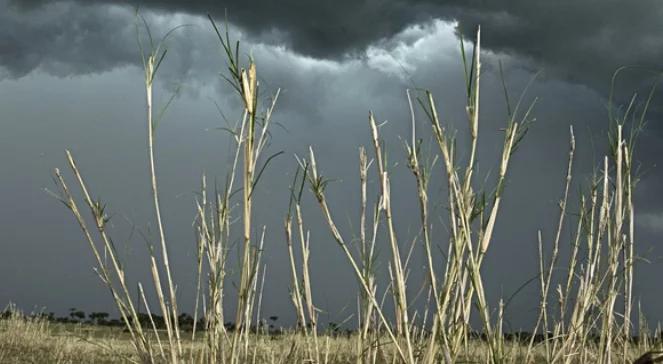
(6, 0, 663, 96)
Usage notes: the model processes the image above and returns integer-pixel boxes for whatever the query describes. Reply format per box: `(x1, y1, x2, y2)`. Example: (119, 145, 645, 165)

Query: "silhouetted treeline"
(0, 307, 660, 345)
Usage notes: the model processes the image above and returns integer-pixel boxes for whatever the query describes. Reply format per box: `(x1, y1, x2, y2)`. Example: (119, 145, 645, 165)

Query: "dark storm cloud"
(10, 0, 427, 58)
(445, 0, 663, 100)
(0, 0, 428, 78)
(8, 0, 663, 96)
(0, 1, 138, 77)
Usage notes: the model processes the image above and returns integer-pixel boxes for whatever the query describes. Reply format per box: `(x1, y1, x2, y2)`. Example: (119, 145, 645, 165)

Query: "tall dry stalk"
(368, 112, 416, 363)
(194, 173, 235, 363)
(208, 16, 281, 364)
(285, 163, 321, 363)
(304, 146, 411, 363)
(525, 126, 575, 363)
(142, 30, 183, 363)
(51, 19, 189, 364)
(51, 155, 157, 363)
(355, 146, 380, 364)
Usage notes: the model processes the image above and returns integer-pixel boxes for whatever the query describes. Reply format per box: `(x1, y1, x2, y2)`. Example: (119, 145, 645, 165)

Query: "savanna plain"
(1, 16, 661, 364)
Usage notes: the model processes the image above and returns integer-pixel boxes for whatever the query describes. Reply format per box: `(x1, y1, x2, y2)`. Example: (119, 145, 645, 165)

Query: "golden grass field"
(1, 311, 656, 363)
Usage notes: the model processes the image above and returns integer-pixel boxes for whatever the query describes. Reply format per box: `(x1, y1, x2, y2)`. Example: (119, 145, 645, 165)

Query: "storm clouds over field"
(1, 0, 662, 329)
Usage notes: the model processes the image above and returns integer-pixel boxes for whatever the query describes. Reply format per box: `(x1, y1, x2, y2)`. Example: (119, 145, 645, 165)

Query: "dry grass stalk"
(525, 126, 575, 363)
(357, 146, 379, 364)
(304, 146, 410, 363)
(285, 163, 321, 363)
(52, 159, 157, 363)
(368, 112, 416, 363)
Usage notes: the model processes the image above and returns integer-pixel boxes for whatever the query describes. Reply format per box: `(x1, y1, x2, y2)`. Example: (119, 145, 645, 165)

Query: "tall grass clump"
(523, 69, 657, 364)
(50, 15, 281, 364)
(302, 27, 535, 364)
(45, 14, 660, 364)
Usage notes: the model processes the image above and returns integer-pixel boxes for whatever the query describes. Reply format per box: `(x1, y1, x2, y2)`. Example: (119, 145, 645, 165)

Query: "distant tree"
(178, 313, 194, 327)
(89, 312, 109, 325)
(68, 308, 85, 322)
(72, 310, 85, 321)
(267, 316, 279, 332)
(0, 309, 10, 319)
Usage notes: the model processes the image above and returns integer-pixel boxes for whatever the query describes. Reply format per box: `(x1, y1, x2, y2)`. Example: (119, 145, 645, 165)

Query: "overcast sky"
(1, 0, 662, 331)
